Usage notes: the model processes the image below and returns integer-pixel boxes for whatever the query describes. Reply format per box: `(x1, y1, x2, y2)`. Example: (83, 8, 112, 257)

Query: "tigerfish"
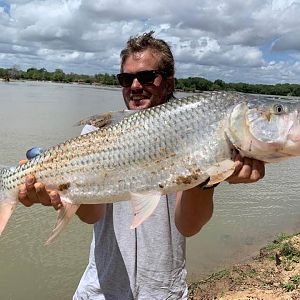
(1, 91, 300, 244)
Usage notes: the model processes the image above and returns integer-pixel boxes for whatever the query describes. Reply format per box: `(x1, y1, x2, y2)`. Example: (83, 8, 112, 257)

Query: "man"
(18, 32, 265, 299)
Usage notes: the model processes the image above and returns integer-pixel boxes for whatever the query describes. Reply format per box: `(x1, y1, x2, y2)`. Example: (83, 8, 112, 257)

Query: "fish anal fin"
(205, 159, 235, 185)
(45, 199, 80, 245)
(0, 202, 17, 236)
(130, 191, 161, 229)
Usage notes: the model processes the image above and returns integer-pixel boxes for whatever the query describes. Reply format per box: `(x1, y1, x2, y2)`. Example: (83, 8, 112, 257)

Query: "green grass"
(281, 275, 300, 292)
(264, 233, 294, 251)
(280, 242, 300, 261)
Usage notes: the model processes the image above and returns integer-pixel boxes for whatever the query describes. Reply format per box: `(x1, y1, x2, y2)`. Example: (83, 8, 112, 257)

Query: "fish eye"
(273, 104, 284, 114)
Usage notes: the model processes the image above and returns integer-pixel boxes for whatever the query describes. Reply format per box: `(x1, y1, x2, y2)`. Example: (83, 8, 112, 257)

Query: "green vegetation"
(1, 66, 300, 96)
(175, 77, 300, 96)
(0, 67, 119, 86)
(280, 241, 300, 261)
(206, 269, 230, 281)
(281, 275, 300, 292)
(263, 233, 294, 252)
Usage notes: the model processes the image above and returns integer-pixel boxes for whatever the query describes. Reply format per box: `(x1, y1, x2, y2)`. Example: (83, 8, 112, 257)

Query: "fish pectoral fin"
(0, 201, 17, 236)
(45, 199, 80, 245)
(205, 159, 235, 185)
(130, 191, 161, 229)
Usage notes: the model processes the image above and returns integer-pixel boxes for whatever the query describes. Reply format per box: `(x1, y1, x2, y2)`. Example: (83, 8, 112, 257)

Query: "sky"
(0, 0, 300, 84)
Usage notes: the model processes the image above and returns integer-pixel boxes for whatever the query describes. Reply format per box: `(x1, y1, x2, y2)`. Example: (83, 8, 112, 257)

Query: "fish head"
(227, 96, 300, 162)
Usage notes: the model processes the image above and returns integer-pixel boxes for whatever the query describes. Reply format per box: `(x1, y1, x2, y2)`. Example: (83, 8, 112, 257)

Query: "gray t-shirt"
(73, 125, 188, 300)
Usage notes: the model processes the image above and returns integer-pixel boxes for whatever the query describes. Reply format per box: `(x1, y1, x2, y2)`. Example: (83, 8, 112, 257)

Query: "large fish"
(1, 91, 300, 244)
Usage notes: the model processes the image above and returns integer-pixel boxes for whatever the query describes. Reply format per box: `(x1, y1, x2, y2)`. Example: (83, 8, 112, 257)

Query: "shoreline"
(188, 232, 300, 299)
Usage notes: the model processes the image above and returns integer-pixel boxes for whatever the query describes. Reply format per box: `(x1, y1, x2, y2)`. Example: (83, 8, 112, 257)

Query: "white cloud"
(271, 31, 300, 51)
(0, 0, 299, 83)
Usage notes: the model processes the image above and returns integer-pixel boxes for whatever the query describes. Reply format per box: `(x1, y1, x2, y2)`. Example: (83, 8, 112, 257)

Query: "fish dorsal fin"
(205, 159, 235, 186)
(75, 110, 136, 129)
(130, 191, 161, 229)
(45, 199, 80, 245)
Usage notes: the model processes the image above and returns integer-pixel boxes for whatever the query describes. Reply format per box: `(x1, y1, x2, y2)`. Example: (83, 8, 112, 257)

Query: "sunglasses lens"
(117, 70, 160, 87)
(136, 71, 157, 85)
(117, 73, 135, 87)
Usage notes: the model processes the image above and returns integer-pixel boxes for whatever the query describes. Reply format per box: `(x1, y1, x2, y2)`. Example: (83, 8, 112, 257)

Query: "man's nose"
(131, 78, 142, 89)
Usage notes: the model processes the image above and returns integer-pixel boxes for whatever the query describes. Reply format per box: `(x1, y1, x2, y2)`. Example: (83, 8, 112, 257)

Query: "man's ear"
(166, 77, 175, 95)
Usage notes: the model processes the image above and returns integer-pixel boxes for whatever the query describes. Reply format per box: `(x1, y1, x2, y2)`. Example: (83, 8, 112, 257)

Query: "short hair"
(120, 31, 175, 78)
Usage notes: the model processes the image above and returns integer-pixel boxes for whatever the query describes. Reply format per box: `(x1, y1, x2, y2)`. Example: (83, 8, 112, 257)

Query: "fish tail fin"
(45, 200, 80, 245)
(0, 197, 17, 236)
(0, 167, 18, 236)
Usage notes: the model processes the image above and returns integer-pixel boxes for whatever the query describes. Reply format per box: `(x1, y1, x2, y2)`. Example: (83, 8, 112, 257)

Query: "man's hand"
(18, 160, 63, 210)
(17, 160, 105, 223)
(226, 153, 265, 184)
(18, 172, 106, 223)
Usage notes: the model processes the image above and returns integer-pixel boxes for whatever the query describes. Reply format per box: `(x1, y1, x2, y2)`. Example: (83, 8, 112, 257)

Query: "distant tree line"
(0, 67, 118, 86)
(175, 77, 300, 96)
(1, 67, 300, 96)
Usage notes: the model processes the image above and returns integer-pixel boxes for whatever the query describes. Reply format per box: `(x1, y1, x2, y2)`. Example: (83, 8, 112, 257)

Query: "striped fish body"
(1, 91, 300, 243)
(1, 93, 237, 201)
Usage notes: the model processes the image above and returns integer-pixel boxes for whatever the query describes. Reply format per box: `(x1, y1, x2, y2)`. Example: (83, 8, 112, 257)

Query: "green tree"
(51, 69, 65, 82)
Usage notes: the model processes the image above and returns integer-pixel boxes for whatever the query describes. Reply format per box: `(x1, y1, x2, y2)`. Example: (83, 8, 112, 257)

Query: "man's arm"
(76, 204, 106, 224)
(175, 187, 214, 237)
(175, 157, 265, 237)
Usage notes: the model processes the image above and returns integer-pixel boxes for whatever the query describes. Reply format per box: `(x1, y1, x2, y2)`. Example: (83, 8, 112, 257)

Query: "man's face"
(121, 49, 173, 110)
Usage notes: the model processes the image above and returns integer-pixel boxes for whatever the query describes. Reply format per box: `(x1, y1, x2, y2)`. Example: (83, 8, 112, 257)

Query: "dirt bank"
(189, 232, 300, 300)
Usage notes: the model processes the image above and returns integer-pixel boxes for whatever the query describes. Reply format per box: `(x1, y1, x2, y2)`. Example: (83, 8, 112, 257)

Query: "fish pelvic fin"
(0, 200, 17, 236)
(205, 159, 235, 186)
(130, 191, 161, 229)
(45, 200, 80, 245)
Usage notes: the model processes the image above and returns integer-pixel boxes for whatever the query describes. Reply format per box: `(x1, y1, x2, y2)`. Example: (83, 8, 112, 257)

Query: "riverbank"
(189, 232, 300, 300)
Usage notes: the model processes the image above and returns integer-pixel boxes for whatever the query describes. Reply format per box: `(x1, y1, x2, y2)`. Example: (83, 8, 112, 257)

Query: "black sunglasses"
(117, 70, 166, 87)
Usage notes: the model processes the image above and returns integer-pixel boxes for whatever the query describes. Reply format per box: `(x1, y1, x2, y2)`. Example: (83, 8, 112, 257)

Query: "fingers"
(19, 159, 28, 166)
(18, 184, 34, 207)
(49, 191, 63, 210)
(24, 175, 40, 204)
(18, 154, 63, 210)
(226, 157, 265, 184)
(237, 157, 253, 180)
(251, 159, 265, 182)
(35, 182, 52, 206)
(18, 174, 62, 209)
(231, 154, 244, 176)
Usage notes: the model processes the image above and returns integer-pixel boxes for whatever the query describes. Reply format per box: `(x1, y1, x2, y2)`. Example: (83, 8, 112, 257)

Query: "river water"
(1, 81, 300, 299)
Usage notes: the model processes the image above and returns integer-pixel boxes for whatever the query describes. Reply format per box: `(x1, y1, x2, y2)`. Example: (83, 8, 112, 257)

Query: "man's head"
(118, 31, 175, 110)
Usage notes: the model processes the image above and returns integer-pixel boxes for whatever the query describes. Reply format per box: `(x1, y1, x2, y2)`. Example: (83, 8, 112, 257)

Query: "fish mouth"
(283, 123, 300, 155)
(288, 122, 300, 143)
(280, 109, 300, 155)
